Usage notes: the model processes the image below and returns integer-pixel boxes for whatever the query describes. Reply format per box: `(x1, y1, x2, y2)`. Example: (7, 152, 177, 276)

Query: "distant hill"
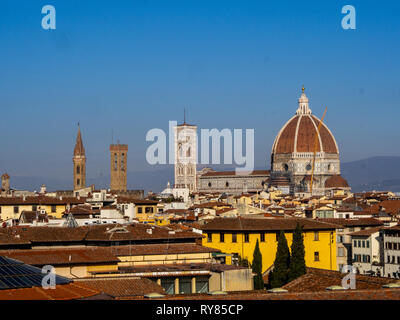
(8, 156, 400, 194)
(341, 156, 400, 192)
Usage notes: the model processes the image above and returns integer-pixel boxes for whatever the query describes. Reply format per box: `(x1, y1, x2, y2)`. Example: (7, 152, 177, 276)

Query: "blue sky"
(0, 0, 400, 189)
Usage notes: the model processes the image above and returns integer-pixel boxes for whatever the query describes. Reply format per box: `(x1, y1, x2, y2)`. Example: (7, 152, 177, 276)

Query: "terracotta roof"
(200, 170, 269, 177)
(366, 200, 400, 216)
(105, 243, 220, 256)
(200, 217, 339, 232)
(317, 218, 383, 228)
(272, 114, 338, 154)
(157, 288, 400, 300)
(0, 196, 85, 205)
(0, 247, 120, 266)
(77, 277, 165, 298)
(83, 224, 202, 242)
(349, 227, 383, 237)
(116, 197, 158, 205)
(0, 223, 202, 246)
(325, 175, 349, 188)
(282, 267, 393, 293)
(0, 282, 100, 300)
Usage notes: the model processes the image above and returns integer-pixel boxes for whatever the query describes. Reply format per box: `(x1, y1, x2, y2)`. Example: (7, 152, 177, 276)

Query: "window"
(232, 233, 237, 243)
(314, 252, 320, 261)
(13, 206, 19, 214)
(366, 240, 370, 248)
(161, 278, 175, 295)
(232, 253, 239, 266)
(76, 165, 80, 174)
(77, 178, 80, 186)
(337, 235, 343, 243)
(207, 233, 212, 243)
(179, 277, 192, 294)
(314, 232, 319, 241)
(244, 233, 249, 243)
(121, 153, 125, 171)
(358, 240, 361, 248)
(137, 207, 143, 214)
(225, 182, 229, 187)
(32, 205, 37, 212)
(114, 153, 118, 170)
(196, 276, 209, 293)
(260, 233, 265, 242)
(51, 205, 56, 213)
(354, 240, 357, 248)
(362, 241, 365, 248)
(338, 247, 344, 257)
(220, 233, 225, 243)
(145, 207, 153, 213)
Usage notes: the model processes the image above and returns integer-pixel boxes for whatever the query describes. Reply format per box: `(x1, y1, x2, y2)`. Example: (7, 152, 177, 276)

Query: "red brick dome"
(325, 175, 349, 188)
(272, 90, 338, 155)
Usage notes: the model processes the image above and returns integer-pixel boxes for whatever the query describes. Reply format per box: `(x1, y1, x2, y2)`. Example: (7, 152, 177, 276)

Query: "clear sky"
(1, 0, 400, 188)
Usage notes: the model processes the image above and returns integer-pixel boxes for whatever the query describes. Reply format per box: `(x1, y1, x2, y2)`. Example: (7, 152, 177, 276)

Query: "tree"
(252, 239, 264, 290)
(238, 255, 250, 268)
(288, 223, 307, 282)
(269, 230, 290, 288)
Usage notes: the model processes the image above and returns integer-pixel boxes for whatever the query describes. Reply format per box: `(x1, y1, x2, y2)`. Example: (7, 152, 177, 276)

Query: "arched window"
(76, 165, 80, 174)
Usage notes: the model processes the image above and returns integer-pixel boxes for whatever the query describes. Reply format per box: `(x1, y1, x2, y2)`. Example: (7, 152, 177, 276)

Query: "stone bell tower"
(73, 124, 86, 191)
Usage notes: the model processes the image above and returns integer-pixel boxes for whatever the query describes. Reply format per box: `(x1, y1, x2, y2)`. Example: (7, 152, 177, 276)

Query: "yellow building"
(0, 196, 85, 221)
(200, 217, 338, 273)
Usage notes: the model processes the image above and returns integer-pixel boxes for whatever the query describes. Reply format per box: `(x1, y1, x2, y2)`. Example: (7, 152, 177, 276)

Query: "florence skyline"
(1, 0, 400, 189)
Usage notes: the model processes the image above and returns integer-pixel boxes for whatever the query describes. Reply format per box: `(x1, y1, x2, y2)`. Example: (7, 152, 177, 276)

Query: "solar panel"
(0, 255, 72, 290)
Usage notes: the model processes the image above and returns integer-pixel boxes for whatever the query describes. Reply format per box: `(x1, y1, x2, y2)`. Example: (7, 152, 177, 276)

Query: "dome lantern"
(296, 86, 311, 115)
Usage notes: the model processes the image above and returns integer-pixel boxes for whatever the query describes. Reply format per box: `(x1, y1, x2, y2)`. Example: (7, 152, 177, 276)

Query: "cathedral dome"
(272, 89, 339, 155)
(325, 175, 349, 188)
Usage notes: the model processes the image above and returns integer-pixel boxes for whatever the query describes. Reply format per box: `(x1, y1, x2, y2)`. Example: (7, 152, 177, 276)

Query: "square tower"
(174, 122, 197, 193)
(110, 144, 128, 191)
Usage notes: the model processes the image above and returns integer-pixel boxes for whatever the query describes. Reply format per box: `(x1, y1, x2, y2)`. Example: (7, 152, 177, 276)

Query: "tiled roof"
(282, 267, 393, 292)
(105, 243, 220, 256)
(317, 218, 383, 228)
(160, 288, 400, 300)
(0, 223, 202, 245)
(200, 217, 339, 232)
(0, 282, 100, 300)
(0, 247, 120, 266)
(77, 277, 165, 298)
(200, 170, 270, 177)
(0, 196, 86, 205)
(349, 227, 383, 237)
(84, 224, 202, 242)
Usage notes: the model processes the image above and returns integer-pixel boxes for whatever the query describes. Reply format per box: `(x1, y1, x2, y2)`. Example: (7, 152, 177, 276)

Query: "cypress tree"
(252, 239, 264, 290)
(288, 223, 307, 282)
(269, 230, 290, 288)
